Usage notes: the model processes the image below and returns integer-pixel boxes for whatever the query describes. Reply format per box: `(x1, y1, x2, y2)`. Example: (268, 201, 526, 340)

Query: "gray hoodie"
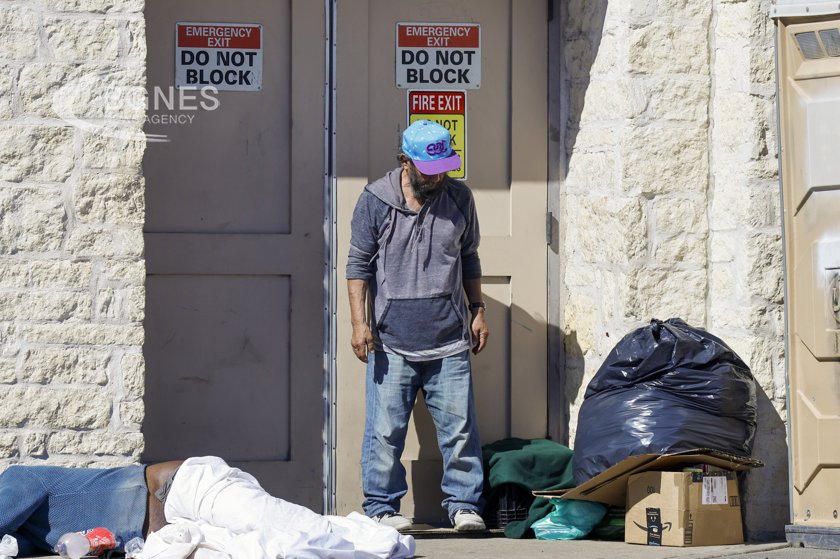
(346, 167, 482, 361)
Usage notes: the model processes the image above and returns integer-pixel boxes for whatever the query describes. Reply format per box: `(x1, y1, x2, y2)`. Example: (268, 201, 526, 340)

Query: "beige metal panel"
(785, 79, 840, 211)
(144, 275, 291, 460)
(795, 233, 840, 360)
(145, 233, 317, 274)
(334, 0, 371, 518)
(144, 3, 291, 234)
(791, 339, 840, 490)
(777, 15, 840, 528)
(143, 0, 326, 508)
(509, 0, 548, 436)
(472, 277, 512, 444)
(335, 0, 548, 521)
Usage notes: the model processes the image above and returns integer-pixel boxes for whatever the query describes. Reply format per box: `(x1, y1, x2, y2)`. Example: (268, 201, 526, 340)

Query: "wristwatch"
(469, 301, 487, 311)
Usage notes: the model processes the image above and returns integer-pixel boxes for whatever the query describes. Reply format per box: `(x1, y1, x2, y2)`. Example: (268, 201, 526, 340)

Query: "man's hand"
(347, 279, 373, 363)
(351, 323, 375, 363)
(470, 310, 489, 355)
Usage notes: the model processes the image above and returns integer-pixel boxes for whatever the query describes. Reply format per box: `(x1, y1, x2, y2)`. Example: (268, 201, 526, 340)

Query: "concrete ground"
(411, 537, 833, 559)
(26, 528, 840, 558)
(399, 524, 839, 559)
(27, 540, 837, 558)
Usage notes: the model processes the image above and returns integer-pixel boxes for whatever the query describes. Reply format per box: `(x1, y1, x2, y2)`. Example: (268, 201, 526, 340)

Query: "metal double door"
(143, 0, 549, 516)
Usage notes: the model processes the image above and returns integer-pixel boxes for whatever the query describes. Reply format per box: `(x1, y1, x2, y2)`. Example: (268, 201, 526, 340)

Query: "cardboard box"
(625, 470, 743, 546)
(532, 448, 762, 507)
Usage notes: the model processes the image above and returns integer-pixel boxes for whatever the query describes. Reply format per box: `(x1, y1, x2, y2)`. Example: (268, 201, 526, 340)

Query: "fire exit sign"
(407, 90, 467, 180)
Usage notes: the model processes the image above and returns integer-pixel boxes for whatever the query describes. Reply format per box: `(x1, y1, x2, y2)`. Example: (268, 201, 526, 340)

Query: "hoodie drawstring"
(414, 204, 429, 246)
(381, 206, 398, 284)
(423, 210, 436, 270)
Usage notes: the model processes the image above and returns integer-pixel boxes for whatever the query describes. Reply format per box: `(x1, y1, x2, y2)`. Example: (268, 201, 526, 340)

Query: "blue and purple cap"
(401, 120, 461, 175)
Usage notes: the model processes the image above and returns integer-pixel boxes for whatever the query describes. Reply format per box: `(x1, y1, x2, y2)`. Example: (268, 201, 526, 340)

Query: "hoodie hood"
(364, 168, 428, 281)
(365, 168, 409, 212)
(365, 167, 451, 213)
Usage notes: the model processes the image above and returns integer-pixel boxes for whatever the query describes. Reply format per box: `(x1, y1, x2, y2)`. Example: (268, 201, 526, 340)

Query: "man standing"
(346, 120, 488, 532)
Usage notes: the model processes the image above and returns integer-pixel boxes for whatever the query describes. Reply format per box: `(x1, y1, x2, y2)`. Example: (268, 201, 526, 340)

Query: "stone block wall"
(708, 0, 788, 541)
(0, 0, 147, 467)
(561, 0, 788, 540)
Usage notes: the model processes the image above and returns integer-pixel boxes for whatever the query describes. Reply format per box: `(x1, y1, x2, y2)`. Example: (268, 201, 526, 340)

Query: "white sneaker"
(452, 509, 486, 532)
(372, 511, 412, 531)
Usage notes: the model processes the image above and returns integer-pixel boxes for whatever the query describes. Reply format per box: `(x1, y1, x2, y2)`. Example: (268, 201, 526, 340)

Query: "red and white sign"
(396, 23, 480, 89)
(408, 90, 465, 114)
(175, 22, 263, 91)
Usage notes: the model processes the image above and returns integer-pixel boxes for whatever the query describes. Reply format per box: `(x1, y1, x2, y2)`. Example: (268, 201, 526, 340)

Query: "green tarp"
(483, 438, 576, 538)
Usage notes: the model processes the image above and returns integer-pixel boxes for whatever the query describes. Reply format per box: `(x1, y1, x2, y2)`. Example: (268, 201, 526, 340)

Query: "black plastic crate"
(486, 483, 534, 528)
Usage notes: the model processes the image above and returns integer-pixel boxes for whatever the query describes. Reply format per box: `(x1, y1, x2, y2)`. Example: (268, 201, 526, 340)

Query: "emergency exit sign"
(175, 22, 263, 91)
(396, 23, 481, 89)
(408, 90, 467, 180)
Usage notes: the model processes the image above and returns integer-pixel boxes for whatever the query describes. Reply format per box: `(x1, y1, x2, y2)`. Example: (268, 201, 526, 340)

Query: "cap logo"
(401, 119, 461, 174)
(425, 140, 447, 156)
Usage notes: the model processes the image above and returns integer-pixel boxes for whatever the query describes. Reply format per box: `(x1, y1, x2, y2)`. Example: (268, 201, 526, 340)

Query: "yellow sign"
(407, 90, 467, 180)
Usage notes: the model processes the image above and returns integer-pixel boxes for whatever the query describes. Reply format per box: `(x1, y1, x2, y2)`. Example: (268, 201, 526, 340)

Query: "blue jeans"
(361, 350, 484, 519)
(0, 464, 146, 555)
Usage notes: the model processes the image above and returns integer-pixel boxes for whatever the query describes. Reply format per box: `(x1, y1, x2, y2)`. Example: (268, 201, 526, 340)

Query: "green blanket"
(482, 438, 576, 538)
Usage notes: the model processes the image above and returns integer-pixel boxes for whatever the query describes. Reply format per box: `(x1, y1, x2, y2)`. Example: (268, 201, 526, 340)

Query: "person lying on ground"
(0, 455, 414, 559)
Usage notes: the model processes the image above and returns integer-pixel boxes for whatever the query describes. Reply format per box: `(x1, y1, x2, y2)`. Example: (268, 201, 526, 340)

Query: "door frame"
(324, 0, 338, 516)
(547, 0, 565, 445)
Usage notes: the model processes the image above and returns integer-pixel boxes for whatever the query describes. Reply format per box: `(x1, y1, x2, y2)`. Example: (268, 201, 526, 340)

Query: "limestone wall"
(561, 0, 788, 539)
(0, 0, 147, 466)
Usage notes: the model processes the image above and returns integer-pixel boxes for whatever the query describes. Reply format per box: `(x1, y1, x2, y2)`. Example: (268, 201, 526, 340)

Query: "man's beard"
(409, 167, 444, 203)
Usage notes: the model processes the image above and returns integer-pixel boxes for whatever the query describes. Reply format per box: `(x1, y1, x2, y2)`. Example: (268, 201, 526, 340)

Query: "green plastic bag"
(531, 498, 607, 540)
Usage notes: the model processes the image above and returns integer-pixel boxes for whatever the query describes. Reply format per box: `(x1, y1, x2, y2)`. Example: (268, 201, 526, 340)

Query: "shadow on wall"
(548, 0, 608, 445)
(743, 389, 790, 542)
(409, 393, 447, 523)
(561, 0, 608, 167)
(558, 327, 585, 447)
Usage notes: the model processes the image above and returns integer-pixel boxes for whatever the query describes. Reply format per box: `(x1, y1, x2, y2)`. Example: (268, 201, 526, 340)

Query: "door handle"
(831, 273, 840, 325)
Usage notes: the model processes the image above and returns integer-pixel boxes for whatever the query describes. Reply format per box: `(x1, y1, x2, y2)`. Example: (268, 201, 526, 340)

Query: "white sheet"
(138, 456, 415, 559)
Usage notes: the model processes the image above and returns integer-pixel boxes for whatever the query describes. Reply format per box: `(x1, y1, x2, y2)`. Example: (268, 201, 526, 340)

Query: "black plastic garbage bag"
(572, 318, 757, 485)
